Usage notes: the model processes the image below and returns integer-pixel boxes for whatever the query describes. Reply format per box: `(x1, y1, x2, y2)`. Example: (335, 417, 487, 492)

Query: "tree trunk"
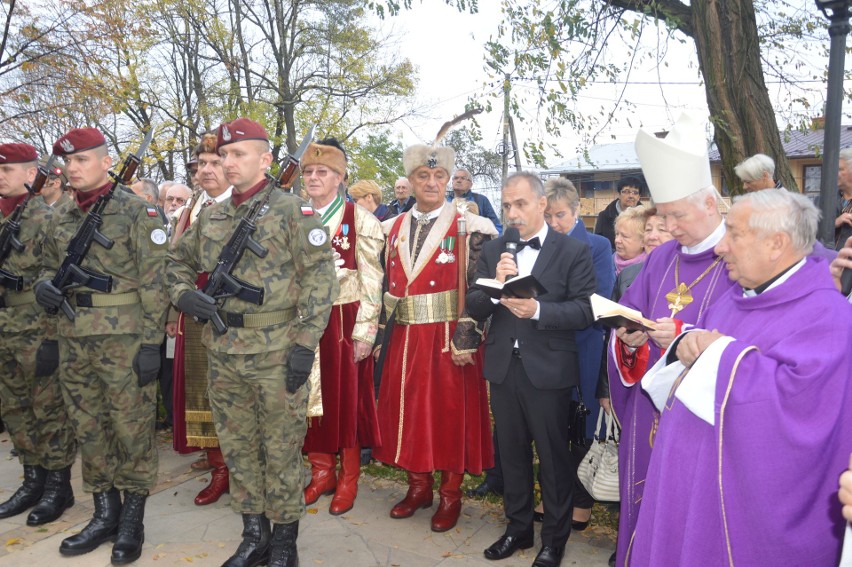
(688, 0, 797, 193)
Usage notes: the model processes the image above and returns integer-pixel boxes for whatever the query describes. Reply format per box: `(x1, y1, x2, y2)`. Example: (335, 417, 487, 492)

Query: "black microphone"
(504, 226, 520, 279)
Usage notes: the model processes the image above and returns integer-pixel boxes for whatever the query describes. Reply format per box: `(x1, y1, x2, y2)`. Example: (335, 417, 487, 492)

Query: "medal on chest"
(436, 236, 455, 264)
(332, 223, 350, 250)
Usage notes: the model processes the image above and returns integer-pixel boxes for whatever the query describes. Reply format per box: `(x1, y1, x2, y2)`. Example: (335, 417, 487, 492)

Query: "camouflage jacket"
(38, 186, 168, 345)
(0, 198, 56, 335)
(167, 187, 338, 355)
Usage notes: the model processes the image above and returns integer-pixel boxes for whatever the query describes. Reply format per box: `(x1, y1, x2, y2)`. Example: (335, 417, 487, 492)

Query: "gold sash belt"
(386, 290, 458, 325)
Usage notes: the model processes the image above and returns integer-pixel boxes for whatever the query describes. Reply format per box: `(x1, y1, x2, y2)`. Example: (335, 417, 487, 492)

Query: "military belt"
(0, 290, 36, 308)
(220, 307, 296, 329)
(390, 290, 458, 325)
(73, 291, 139, 308)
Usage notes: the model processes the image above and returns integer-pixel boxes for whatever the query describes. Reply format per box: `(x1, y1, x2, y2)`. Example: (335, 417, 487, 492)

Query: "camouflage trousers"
(59, 334, 158, 495)
(0, 331, 76, 470)
(208, 347, 308, 524)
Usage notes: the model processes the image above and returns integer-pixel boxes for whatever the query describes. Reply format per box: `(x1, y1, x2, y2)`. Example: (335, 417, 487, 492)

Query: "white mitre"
(634, 112, 713, 204)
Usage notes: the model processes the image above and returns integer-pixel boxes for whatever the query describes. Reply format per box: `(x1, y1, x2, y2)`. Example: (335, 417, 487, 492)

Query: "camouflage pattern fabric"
(38, 187, 168, 494)
(60, 334, 158, 494)
(0, 199, 75, 469)
(167, 186, 337, 522)
(167, 189, 338, 354)
(208, 347, 308, 523)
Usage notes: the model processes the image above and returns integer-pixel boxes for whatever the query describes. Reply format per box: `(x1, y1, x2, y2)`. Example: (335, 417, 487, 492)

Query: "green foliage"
(347, 131, 405, 202)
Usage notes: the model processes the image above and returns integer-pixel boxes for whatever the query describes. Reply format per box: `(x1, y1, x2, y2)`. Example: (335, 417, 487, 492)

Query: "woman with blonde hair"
(349, 179, 393, 221)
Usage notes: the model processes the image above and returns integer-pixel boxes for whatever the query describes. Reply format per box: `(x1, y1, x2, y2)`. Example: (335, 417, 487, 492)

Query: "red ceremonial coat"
(303, 202, 381, 453)
(373, 205, 493, 474)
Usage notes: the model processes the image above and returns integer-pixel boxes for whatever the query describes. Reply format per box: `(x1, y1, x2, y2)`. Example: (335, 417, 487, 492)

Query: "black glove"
(34, 281, 64, 310)
(132, 344, 161, 387)
(176, 290, 218, 320)
(35, 339, 59, 377)
(286, 345, 315, 393)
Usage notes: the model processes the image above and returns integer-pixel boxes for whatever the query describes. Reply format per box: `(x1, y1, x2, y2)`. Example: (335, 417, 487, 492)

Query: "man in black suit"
(467, 172, 595, 567)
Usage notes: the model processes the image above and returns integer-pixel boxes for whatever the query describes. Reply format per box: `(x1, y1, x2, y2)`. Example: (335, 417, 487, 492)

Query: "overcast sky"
(373, 1, 849, 169)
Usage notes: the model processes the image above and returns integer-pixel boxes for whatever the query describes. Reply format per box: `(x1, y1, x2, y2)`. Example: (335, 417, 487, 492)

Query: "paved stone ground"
(0, 432, 615, 566)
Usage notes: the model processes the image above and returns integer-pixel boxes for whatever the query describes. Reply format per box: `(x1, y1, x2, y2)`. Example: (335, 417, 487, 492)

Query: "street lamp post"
(816, 0, 851, 248)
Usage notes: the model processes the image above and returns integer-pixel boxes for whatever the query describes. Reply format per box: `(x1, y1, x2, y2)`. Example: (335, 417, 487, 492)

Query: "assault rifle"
(199, 124, 316, 334)
(0, 155, 58, 290)
(48, 129, 154, 321)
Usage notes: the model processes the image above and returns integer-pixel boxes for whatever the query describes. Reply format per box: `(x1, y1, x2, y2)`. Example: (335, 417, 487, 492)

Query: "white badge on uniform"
(308, 228, 327, 247)
(150, 228, 167, 245)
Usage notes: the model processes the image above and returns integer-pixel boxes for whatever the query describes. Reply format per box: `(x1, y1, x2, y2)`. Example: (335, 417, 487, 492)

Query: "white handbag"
(577, 408, 620, 502)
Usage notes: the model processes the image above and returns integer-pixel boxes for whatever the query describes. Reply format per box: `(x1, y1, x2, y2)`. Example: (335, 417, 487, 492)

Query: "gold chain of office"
(665, 256, 723, 316)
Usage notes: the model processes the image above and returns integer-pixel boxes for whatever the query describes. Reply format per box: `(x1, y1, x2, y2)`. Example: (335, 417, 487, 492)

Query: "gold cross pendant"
(665, 283, 694, 316)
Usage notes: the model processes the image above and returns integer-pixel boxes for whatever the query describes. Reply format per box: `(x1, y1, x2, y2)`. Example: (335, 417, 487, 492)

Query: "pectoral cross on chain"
(665, 283, 694, 317)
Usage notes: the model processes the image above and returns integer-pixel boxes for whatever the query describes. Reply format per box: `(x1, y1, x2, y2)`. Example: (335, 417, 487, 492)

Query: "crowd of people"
(0, 111, 850, 567)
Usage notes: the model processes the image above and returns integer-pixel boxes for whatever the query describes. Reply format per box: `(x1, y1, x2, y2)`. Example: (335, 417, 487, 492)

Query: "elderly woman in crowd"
(613, 206, 647, 276)
(349, 179, 393, 221)
(613, 208, 673, 300)
(734, 153, 777, 192)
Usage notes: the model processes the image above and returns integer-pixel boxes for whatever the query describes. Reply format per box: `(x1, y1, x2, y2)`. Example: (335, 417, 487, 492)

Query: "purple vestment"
(607, 238, 734, 565)
(630, 257, 852, 566)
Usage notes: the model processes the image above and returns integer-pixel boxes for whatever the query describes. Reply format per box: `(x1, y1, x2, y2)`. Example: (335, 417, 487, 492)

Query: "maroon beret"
(53, 127, 107, 156)
(0, 143, 37, 164)
(216, 118, 269, 150)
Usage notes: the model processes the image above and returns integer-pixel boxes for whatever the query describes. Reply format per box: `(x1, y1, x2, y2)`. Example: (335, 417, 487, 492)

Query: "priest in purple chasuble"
(299, 138, 384, 517)
(628, 189, 852, 566)
(373, 141, 497, 533)
(606, 113, 735, 564)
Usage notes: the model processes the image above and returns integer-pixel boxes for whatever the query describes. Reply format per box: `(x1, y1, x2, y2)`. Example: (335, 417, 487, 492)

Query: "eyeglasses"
(303, 167, 331, 178)
(165, 196, 187, 204)
(452, 176, 471, 182)
(620, 189, 640, 195)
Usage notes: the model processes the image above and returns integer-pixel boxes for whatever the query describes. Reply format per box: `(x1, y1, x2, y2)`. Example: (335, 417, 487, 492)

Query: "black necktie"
(517, 237, 541, 251)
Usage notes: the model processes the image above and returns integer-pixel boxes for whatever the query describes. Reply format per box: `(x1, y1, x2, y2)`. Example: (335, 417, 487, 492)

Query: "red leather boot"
(303, 453, 337, 506)
(329, 446, 360, 515)
(390, 471, 434, 519)
(194, 448, 230, 505)
(431, 471, 463, 532)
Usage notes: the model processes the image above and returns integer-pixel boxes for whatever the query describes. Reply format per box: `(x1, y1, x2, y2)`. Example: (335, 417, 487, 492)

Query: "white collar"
(411, 202, 445, 221)
(683, 219, 725, 255)
(202, 187, 232, 204)
(523, 222, 549, 245)
(742, 258, 806, 297)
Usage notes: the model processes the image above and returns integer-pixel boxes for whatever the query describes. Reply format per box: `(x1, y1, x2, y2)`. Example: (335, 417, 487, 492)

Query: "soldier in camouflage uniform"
(167, 118, 337, 567)
(34, 128, 168, 565)
(0, 143, 77, 526)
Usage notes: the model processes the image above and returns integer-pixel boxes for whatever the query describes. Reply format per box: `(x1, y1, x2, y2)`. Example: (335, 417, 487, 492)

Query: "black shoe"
(608, 551, 616, 567)
(27, 465, 74, 525)
(222, 514, 271, 567)
(111, 491, 147, 565)
(0, 465, 46, 519)
(532, 545, 565, 567)
(533, 511, 544, 523)
(268, 521, 299, 567)
(60, 488, 122, 556)
(466, 480, 503, 498)
(484, 533, 535, 560)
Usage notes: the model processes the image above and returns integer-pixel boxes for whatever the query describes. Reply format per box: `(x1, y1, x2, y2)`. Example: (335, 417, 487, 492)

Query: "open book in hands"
(474, 274, 548, 300)
(590, 293, 657, 332)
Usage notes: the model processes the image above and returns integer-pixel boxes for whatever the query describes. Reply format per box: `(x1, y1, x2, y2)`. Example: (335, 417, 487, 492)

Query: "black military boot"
(27, 465, 74, 525)
(268, 521, 299, 567)
(222, 514, 271, 567)
(59, 487, 121, 556)
(110, 491, 147, 565)
(0, 464, 46, 519)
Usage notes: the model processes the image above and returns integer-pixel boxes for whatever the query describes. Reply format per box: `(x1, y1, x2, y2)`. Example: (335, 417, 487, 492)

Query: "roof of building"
(545, 125, 852, 174)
